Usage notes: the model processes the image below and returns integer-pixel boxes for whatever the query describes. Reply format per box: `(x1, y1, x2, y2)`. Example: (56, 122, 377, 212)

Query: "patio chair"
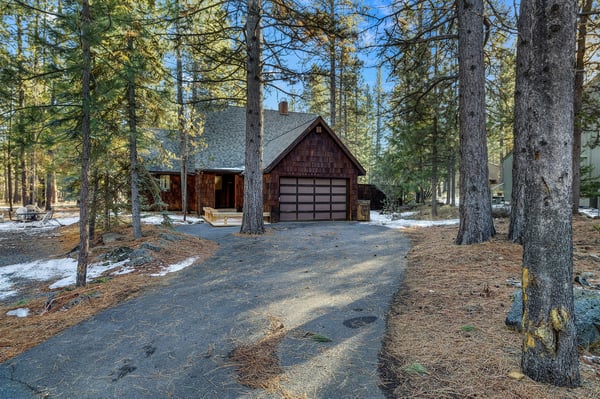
(25, 209, 62, 228)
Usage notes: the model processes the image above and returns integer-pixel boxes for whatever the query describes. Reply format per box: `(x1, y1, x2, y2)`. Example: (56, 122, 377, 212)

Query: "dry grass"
(0, 222, 217, 364)
(381, 215, 600, 399)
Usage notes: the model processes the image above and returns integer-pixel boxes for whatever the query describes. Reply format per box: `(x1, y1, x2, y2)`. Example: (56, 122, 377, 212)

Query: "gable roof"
(263, 116, 366, 175)
(196, 106, 318, 171)
(191, 105, 364, 175)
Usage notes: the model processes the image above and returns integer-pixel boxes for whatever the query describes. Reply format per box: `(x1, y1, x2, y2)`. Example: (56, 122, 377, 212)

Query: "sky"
(1, 211, 459, 317)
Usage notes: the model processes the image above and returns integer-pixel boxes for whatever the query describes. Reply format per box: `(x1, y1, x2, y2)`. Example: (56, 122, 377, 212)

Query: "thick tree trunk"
(77, 0, 92, 287)
(509, 130, 527, 243)
(176, 0, 188, 220)
(329, 0, 336, 128)
(7, 131, 13, 213)
(89, 170, 99, 243)
(431, 116, 438, 217)
(455, 0, 495, 245)
(240, 0, 265, 235)
(517, 0, 580, 387)
(572, 0, 593, 214)
(127, 35, 142, 239)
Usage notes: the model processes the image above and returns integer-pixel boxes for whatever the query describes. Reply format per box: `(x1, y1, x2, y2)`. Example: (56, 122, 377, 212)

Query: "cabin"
(149, 102, 366, 223)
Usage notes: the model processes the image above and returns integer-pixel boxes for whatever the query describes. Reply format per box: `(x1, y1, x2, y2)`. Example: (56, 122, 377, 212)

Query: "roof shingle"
(196, 106, 318, 171)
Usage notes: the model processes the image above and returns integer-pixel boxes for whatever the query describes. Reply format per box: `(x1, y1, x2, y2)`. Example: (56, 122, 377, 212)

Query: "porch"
(203, 207, 271, 227)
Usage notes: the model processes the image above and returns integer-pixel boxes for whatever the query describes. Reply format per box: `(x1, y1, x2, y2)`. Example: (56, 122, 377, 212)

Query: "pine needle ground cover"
(0, 223, 217, 363)
(380, 216, 600, 398)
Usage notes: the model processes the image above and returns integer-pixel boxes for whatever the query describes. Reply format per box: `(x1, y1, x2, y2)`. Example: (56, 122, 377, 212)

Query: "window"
(159, 175, 171, 191)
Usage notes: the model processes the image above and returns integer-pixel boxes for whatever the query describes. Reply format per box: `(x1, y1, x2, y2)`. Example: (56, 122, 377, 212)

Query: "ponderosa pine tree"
(240, 0, 265, 235)
(455, 0, 495, 244)
(77, 0, 92, 287)
(517, 0, 580, 386)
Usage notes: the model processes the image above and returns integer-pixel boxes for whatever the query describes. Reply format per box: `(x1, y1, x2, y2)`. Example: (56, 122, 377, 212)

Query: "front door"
(215, 174, 236, 209)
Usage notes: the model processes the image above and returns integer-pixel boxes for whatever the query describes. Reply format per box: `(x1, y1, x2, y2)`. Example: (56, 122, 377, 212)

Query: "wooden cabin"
(149, 102, 366, 222)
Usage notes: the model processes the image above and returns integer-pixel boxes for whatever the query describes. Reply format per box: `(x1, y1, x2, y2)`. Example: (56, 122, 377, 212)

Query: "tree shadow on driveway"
(0, 222, 409, 399)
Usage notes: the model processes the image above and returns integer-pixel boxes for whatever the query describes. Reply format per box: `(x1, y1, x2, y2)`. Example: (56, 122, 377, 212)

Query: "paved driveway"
(0, 222, 409, 399)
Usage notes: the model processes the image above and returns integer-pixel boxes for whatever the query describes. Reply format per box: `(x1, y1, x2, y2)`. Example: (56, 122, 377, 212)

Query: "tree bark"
(455, 0, 495, 245)
(240, 0, 265, 235)
(431, 115, 438, 217)
(176, 0, 188, 221)
(329, 0, 336, 128)
(127, 35, 142, 239)
(77, 0, 92, 287)
(517, 0, 580, 386)
(572, 0, 593, 214)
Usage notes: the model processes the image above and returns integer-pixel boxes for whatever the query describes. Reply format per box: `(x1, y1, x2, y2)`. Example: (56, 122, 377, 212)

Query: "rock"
(102, 247, 132, 263)
(506, 288, 600, 349)
(159, 233, 181, 242)
(505, 290, 523, 331)
(492, 205, 511, 218)
(129, 248, 154, 267)
(574, 289, 600, 349)
(102, 232, 125, 244)
(575, 275, 591, 287)
(140, 242, 162, 252)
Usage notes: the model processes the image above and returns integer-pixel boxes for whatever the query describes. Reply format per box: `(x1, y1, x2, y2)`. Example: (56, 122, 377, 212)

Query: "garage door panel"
(298, 203, 314, 211)
(280, 194, 297, 202)
(315, 203, 331, 211)
(298, 178, 314, 185)
(298, 195, 314, 202)
(332, 203, 346, 211)
(331, 212, 347, 219)
(279, 177, 347, 221)
(280, 186, 297, 194)
(298, 213, 315, 221)
(280, 213, 297, 221)
(315, 212, 333, 219)
(280, 177, 297, 185)
(298, 188, 314, 195)
(280, 203, 296, 212)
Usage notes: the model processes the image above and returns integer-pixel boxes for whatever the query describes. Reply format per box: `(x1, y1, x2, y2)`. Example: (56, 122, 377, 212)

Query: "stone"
(159, 233, 181, 242)
(129, 248, 154, 267)
(505, 288, 600, 349)
(102, 247, 132, 263)
(140, 242, 162, 252)
(102, 232, 125, 244)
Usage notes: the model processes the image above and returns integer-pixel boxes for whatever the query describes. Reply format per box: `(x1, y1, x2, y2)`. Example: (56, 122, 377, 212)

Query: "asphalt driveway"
(0, 221, 409, 399)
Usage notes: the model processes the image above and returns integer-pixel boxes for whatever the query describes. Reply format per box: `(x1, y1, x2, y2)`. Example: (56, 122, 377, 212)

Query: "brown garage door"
(279, 177, 348, 221)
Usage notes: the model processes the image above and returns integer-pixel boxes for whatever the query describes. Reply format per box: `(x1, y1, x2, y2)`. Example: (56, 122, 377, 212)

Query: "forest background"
(1, 0, 599, 389)
(0, 0, 529, 216)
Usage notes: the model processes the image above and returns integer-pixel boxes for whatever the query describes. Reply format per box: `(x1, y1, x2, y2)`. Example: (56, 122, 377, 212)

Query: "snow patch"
(368, 211, 459, 229)
(7, 308, 30, 317)
(150, 257, 198, 277)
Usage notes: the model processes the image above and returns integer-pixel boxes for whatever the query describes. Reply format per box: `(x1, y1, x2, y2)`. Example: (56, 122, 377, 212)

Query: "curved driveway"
(0, 222, 409, 399)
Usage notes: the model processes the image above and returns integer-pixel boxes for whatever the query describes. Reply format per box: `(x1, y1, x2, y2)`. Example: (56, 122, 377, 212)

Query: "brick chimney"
(279, 100, 288, 115)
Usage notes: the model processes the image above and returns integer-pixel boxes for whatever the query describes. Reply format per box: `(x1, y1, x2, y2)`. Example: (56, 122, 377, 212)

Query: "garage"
(279, 177, 348, 221)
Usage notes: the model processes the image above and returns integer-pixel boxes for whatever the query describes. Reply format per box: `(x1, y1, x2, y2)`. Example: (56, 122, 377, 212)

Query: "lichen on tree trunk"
(517, 0, 580, 387)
